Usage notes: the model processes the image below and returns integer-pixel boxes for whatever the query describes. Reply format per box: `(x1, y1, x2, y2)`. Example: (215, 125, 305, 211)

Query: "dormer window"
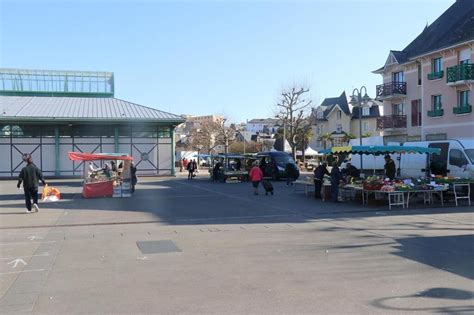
(317, 111, 324, 119)
(362, 107, 370, 116)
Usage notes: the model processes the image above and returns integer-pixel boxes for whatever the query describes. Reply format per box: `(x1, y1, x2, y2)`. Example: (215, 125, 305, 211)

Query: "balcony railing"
(453, 105, 472, 115)
(446, 64, 474, 83)
(376, 115, 407, 130)
(376, 82, 407, 99)
(427, 71, 444, 80)
(427, 109, 444, 117)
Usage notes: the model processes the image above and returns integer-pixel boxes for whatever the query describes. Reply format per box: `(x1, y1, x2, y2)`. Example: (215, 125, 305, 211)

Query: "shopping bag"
(41, 185, 61, 202)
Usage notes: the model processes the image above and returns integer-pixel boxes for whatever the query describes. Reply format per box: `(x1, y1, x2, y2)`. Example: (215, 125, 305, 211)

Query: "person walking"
(17, 154, 46, 213)
(192, 159, 198, 177)
(130, 162, 137, 193)
(249, 162, 264, 195)
(330, 162, 342, 203)
(187, 160, 194, 180)
(285, 162, 297, 186)
(179, 158, 184, 173)
(313, 162, 329, 199)
(384, 155, 396, 180)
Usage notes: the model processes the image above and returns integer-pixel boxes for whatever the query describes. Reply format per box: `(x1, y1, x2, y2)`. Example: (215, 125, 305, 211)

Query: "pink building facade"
(373, 0, 474, 142)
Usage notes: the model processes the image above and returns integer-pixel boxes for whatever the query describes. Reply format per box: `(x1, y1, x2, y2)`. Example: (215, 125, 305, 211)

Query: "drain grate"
(136, 240, 182, 254)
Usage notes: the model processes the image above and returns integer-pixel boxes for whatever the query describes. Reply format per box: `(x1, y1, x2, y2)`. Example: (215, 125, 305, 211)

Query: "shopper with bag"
(17, 154, 46, 213)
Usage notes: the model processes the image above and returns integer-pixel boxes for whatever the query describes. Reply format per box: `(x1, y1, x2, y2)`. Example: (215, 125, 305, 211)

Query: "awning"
(68, 152, 133, 161)
(320, 145, 441, 155)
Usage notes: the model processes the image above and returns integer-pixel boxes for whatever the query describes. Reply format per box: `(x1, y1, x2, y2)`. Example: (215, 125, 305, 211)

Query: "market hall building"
(0, 68, 184, 178)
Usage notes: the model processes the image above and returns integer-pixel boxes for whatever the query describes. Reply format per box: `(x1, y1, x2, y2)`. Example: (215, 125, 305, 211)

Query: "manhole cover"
(136, 240, 182, 254)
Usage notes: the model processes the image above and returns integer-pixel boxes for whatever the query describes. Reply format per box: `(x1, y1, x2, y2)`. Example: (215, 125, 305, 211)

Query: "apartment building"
(245, 118, 280, 134)
(374, 0, 474, 142)
(310, 92, 381, 150)
(186, 114, 224, 129)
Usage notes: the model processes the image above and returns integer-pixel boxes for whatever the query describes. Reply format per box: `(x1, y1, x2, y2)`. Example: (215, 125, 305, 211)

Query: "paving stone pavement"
(0, 176, 473, 314)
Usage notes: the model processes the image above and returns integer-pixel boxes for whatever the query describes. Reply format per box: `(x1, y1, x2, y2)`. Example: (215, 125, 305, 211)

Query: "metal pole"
(283, 120, 286, 152)
(359, 95, 363, 173)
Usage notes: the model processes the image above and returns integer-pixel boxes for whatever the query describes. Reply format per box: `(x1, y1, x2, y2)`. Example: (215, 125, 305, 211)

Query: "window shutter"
(411, 100, 418, 127)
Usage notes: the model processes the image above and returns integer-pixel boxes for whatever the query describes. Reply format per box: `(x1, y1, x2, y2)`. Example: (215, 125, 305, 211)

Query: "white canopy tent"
(296, 146, 321, 156)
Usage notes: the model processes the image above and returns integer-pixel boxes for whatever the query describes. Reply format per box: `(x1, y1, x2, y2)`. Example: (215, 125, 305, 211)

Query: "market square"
(0, 176, 473, 313)
(1, 0, 474, 313)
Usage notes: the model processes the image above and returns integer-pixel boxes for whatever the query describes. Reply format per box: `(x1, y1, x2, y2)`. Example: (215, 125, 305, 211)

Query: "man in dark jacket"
(313, 162, 329, 199)
(330, 162, 342, 203)
(384, 155, 396, 180)
(130, 162, 138, 193)
(17, 154, 46, 213)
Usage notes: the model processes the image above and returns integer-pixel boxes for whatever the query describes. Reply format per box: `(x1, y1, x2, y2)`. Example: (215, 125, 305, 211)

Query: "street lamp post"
(350, 86, 372, 175)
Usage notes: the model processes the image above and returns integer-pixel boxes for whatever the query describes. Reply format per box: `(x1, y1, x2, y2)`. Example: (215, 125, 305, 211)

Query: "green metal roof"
(0, 96, 184, 124)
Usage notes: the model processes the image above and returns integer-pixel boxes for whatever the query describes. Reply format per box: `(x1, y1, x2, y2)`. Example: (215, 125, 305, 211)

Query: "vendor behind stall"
(345, 162, 360, 179)
(314, 162, 329, 199)
(384, 155, 396, 180)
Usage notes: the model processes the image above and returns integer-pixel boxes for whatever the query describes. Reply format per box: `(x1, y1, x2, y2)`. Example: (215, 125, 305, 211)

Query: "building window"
(459, 90, 470, 107)
(426, 133, 447, 141)
(411, 99, 422, 127)
(392, 103, 404, 116)
(336, 124, 342, 133)
(459, 48, 471, 64)
(392, 71, 404, 83)
(417, 63, 422, 85)
(362, 107, 370, 116)
(132, 125, 157, 138)
(363, 122, 369, 132)
(336, 110, 341, 120)
(158, 126, 171, 138)
(317, 111, 324, 119)
(432, 57, 443, 73)
(432, 95, 442, 110)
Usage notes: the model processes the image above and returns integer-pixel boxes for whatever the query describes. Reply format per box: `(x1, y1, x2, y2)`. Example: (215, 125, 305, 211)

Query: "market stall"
(68, 152, 133, 198)
(318, 145, 471, 208)
(194, 153, 254, 182)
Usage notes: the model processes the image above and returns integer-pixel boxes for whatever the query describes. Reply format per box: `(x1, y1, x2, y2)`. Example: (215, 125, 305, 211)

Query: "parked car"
(256, 151, 300, 180)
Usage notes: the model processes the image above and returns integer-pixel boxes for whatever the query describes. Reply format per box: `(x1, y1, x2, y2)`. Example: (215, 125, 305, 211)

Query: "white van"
(400, 139, 474, 178)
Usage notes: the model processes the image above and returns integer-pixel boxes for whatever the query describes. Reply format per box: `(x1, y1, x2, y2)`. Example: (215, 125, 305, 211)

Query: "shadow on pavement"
(392, 234, 474, 280)
(371, 287, 474, 313)
(0, 177, 473, 228)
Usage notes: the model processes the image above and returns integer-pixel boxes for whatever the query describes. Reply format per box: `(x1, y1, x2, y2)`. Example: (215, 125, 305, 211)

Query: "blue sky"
(1, 0, 454, 123)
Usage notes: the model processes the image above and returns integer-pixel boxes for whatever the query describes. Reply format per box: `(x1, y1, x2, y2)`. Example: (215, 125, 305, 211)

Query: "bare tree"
(213, 118, 236, 156)
(188, 121, 217, 154)
(275, 86, 312, 159)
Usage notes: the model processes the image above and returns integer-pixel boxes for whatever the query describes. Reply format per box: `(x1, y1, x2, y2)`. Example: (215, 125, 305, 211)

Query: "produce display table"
(294, 179, 314, 196)
(362, 188, 447, 208)
(453, 183, 471, 206)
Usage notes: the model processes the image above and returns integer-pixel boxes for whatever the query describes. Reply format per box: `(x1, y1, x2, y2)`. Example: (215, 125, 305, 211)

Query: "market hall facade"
(0, 68, 184, 178)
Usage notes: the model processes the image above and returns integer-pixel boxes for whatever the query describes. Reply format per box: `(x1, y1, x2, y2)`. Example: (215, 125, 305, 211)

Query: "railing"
(453, 105, 472, 115)
(427, 71, 444, 80)
(376, 82, 407, 99)
(427, 109, 444, 117)
(376, 115, 407, 130)
(446, 64, 474, 83)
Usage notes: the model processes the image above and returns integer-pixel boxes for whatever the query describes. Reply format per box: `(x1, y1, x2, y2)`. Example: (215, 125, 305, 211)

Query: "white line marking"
(28, 236, 43, 241)
(0, 268, 49, 276)
(7, 258, 27, 268)
(0, 253, 50, 260)
(0, 240, 56, 246)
